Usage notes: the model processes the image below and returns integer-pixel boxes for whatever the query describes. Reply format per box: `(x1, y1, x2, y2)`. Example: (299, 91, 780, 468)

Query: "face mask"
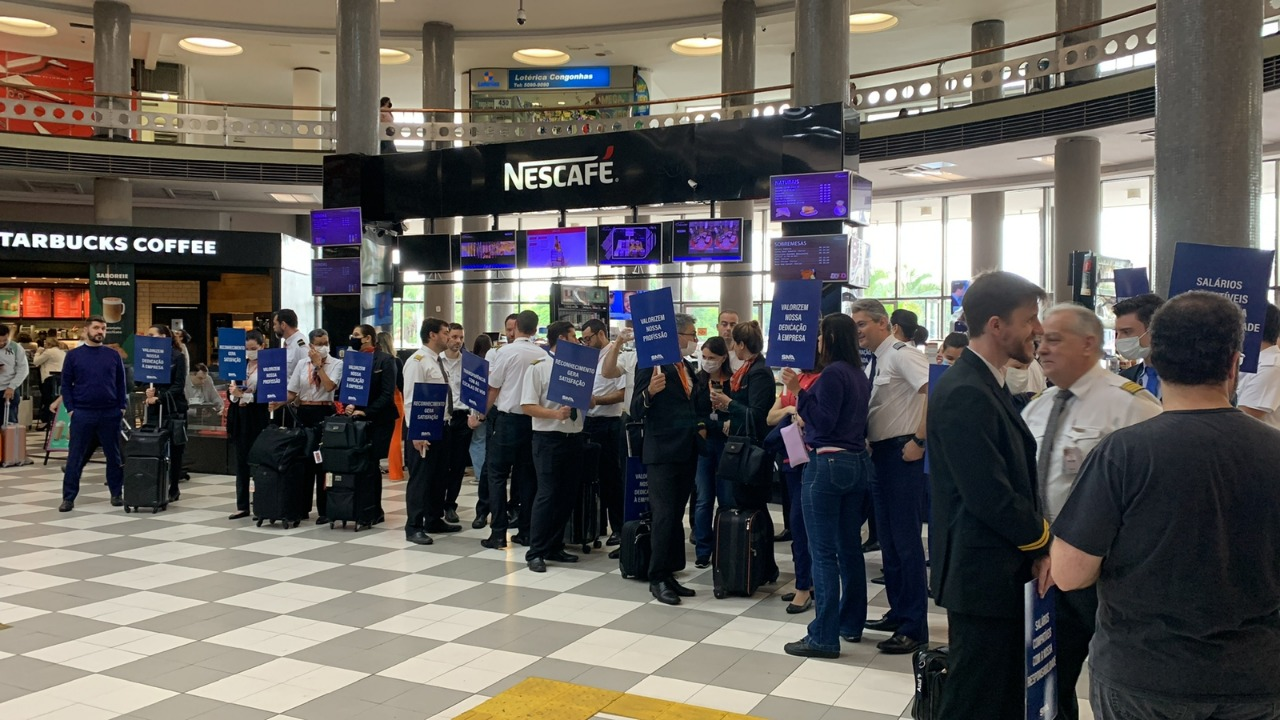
(312, 345, 329, 357)
(1115, 335, 1150, 361)
(700, 358, 723, 374)
(939, 358, 952, 366)
(683, 340, 698, 356)
(246, 350, 259, 361)
(1005, 367, 1029, 394)
(348, 337, 363, 351)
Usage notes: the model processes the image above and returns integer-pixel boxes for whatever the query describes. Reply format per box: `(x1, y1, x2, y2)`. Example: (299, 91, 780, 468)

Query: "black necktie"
(867, 354, 878, 380)
(1036, 389, 1075, 511)
(436, 356, 454, 413)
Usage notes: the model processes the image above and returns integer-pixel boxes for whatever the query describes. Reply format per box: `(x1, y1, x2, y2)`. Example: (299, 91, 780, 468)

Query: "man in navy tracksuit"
(59, 316, 129, 512)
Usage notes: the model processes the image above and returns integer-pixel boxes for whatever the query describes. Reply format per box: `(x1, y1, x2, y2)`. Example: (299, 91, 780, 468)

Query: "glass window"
(898, 198, 944, 298)
(866, 201, 898, 299)
(1004, 189, 1044, 285)
(1100, 177, 1152, 270)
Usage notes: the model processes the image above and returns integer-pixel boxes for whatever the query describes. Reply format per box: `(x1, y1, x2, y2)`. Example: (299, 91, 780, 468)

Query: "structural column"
(720, 0, 757, 320)
(292, 67, 323, 151)
(1057, 0, 1101, 86)
(970, 192, 1004, 274)
(455, 217, 494, 335)
(793, 0, 849, 108)
(1053, 136, 1102, 303)
(422, 22, 456, 149)
(93, 1, 131, 140)
(1153, 0, 1261, 295)
(93, 178, 132, 226)
(970, 20, 1005, 103)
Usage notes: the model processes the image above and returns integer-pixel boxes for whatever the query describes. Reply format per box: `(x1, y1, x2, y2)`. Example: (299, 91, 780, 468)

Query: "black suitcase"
(911, 645, 949, 720)
(122, 426, 170, 514)
(564, 441, 602, 554)
(248, 425, 310, 528)
(619, 517, 651, 580)
(322, 416, 370, 451)
(326, 469, 381, 530)
(712, 507, 778, 598)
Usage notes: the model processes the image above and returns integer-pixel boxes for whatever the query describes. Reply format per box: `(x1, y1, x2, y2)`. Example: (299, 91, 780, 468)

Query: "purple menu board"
(310, 208, 363, 247)
(770, 171, 852, 223)
(312, 258, 362, 295)
(770, 235, 850, 282)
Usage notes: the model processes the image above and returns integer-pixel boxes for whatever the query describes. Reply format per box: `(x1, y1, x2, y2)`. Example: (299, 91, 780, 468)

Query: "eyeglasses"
(677, 331, 697, 339)
(580, 332, 596, 344)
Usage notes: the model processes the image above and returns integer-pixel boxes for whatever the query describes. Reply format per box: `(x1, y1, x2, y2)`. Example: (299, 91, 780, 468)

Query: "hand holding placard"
(133, 335, 173, 385)
(767, 280, 822, 369)
(629, 287, 681, 369)
(255, 348, 288, 403)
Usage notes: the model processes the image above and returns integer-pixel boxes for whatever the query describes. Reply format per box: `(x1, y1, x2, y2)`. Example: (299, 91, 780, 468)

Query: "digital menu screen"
(310, 208, 363, 247)
(770, 171, 851, 223)
(459, 230, 518, 270)
(671, 218, 744, 263)
(0, 289, 19, 318)
(312, 258, 362, 295)
(398, 234, 455, 273)
(53, 289, 88, 319)
(770, 235, 850, 282)
(599, 224, 662, 266)
(523, 227, 589, 269)
(22, 288, 52, 317)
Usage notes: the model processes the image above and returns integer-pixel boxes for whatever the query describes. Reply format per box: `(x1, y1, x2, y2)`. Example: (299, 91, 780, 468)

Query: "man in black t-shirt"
(1051, 292, 1280, 719)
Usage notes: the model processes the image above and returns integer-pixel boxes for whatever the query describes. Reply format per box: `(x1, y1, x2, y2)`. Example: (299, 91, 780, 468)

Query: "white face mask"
(683, 340, 698, 356)
(1115, 335, 1150, 362)
(700, 358, 723, 374)
(312, 345, 329, 357)
(1005, 367, 1030, 394)
(246, 349, 259, 361)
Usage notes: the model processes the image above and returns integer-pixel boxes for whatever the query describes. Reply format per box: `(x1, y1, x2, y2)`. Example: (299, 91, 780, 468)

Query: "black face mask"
(348, 336, 364, 351)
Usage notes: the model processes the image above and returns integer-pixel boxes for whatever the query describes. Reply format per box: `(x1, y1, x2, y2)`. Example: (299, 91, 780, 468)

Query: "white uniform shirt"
(442, 352, 464, 411)
(33, 347, 65, 381)
(489, 337, 547, 415)
(281, 330, 308, 381)
(1022, 364, 1162, 522)
(588, 348, 626, 419)
(867, 336, 930, 442)
(402, 345, 451, 424)
(1237, 345, 1280, 429)
(287, 354, 343, 402)
(521, 356, 586, 434)
(615, 348, 639, 411)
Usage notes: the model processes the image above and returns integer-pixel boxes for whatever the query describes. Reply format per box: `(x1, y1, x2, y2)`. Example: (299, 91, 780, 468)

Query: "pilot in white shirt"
(1236, 305, 1280, 430)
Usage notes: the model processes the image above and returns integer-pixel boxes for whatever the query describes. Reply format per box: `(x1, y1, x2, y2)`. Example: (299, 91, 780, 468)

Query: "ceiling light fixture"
(179, 37, 243, 56)
(379, 48, 411, 65)
(670, 36, 722, 57)
(512, 48, 570, 66)
(0, 17, 56, 37)
(848, 12, 899, 33)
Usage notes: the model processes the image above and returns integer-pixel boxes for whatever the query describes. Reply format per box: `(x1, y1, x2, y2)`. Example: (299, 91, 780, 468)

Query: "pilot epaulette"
(532, 358, 545, 365)
(296, 338, 306, 346)
(1031, 390, 1046, 401)
(1121, 381, 1145, 395)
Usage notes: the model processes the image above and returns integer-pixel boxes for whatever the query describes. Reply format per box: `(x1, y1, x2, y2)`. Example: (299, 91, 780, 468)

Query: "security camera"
(687, 179, 699, 189)
(516, 6, 527, 25)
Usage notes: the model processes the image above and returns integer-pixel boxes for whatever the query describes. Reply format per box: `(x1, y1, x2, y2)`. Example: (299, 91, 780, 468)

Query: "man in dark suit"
(631, 313, 701, 606)
(345, 324, 398, 525)
(1114, 293, 1165, 400)
(927, 271, 1051, 720)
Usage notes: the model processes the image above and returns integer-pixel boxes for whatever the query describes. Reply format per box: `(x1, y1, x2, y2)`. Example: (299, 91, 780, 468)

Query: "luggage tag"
(313, 450, 323, 463)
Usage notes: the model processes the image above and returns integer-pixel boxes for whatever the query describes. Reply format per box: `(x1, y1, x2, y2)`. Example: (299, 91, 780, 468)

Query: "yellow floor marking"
(456, 678, 766, 720)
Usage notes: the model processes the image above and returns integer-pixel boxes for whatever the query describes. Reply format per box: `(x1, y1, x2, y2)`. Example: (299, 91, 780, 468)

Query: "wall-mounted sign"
(0, 222, 283, 267)
(509, 67, 611, 90)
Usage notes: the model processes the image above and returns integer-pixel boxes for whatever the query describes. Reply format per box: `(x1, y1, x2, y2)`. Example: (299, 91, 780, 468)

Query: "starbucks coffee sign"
(0, 222, 282, 267)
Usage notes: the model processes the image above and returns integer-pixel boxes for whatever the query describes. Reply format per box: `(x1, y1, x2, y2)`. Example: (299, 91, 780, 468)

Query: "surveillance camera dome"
(516, 8, 527, 24)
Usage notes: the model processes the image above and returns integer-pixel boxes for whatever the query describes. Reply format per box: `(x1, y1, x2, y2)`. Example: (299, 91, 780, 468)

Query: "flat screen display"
(52, 289, 87, 319)
(770, 171, 851, 223)
(599, 224, 662, 266)
(459, 230, 518, 270)
(398, 234, 455, 273)
(671, 218, 744, 263)
(22, 288, 51, 317)
(310, 207, 363, 247)
(609, 290, 636, 321)
(312, 258, 362, 295)
(770, 235, 850, 282)
(523, 227, 589, 269)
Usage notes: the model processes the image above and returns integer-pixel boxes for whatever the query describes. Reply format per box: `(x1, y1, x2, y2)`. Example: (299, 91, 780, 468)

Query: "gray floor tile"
(713, 653, 804, 694)
(654, 644, 751, 684)
(290, 542, 393, 565)
(112, 659, 233, 692)
(820, 708, 900, 720)
(157, 573, 278, 602)
(39, 555, 151, 579)
(288, 596, 422, 625)
(288, 565, 408, 591)
(605, 604, 689, 635)
(189, 646, 276, 674)
(6, 612, 118, 640)
(469, 586, 562, 614)
(0, 682, 30, 704)
(138, 640, 239, 667)
(296, 635, 440, 674)
(751, 695, 833, 720)
(450, 615, 546, 649)
(572, 575, 655, 600)
(0, 588, 99, 611)
(168, 549, 281, 572)
(379, 683, 472, 714)
(0, 655, 89, 691)
(497, 620, 595, 655)
(648, 609, 736, 642)
(285, 692, 382, 720)
(571, 665, 650, 693)
(131, 694, 229, 720)
(189, 705, 277, 720)
(338, 675, 421, 705)
(427, 557, 523, 583)
(0, 628, 68, 654)
(69, 536, 160, 555)
(150, 607, 279, 640)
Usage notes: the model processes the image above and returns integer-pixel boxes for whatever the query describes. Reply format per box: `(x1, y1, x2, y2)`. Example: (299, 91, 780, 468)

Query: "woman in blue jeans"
(782, 313, 873, 659)
(768, 368, 821, 614)
(691, 337, 734, 568)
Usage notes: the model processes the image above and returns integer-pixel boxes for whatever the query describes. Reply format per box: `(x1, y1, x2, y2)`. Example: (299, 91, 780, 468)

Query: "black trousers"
(528, 431, 584, 560)
(475, 412, 497, 519)
(487, 412, 536, 537)
(940, 610, 1025, 720)
(444, 411, 472, 512)
(229, 403, 270, 511)
(1057, 587, 1098, 720)
(584, 416, 622, 536)
(646, 460, 696, 582)
(367, 419, 393, 521)
(404, 426, 450, 532)
(40, 373, 60, 423)
(295, 405, 335, 517)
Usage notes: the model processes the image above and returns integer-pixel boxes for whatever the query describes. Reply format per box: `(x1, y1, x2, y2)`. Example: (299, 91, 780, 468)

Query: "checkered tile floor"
(0, 439, 1092, 720)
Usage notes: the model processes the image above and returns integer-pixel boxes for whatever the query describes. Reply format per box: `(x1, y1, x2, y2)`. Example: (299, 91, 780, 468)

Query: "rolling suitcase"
(321, 415, 372, 474)
(248, 423, 310, 528)
(911, 645, 949, 720)
(122, 425, 171, 514)
(326, 468, 381, 530)
(618, 517, 652, 580)
(564, 441, 602, 554)
(1, 400, 27, 467)
(712, 507, 778, 598)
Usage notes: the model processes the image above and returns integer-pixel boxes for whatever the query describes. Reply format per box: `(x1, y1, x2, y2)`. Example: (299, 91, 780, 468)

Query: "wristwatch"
(910, 435, 926, 448)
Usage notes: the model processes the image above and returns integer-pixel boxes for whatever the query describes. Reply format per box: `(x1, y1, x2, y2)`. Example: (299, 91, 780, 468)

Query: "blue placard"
(1112, 267, 1150, 299)
(1168, 242, 1276, 373)
(923, 362, 949, 476)
(547, 340, 598, 411)
(133, 335, 173, 385)
(623, 456, 649, 522)
(407, 382, 448, 442)
(460, 350, 490, 413)
(1025, 580, 1058, 720)
(217, 328, 247, 381)
(509, 67, 611, 90)
(255, 348, 288, 403)
(630, 287, 682, 369)
(340, 351, 374, 407)
(766, 280, 823, 369)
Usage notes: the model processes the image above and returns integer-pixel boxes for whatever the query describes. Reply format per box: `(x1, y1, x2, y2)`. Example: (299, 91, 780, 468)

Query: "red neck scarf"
(730, 356, 755, 393)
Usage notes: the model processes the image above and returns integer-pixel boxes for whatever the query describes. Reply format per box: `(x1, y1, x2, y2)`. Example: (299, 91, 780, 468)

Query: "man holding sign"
(401, 319, 461, 546)
(520, 321, 588, 573)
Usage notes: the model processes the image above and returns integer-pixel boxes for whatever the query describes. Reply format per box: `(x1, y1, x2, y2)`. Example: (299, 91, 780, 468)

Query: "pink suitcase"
(2, 400, 27, 467)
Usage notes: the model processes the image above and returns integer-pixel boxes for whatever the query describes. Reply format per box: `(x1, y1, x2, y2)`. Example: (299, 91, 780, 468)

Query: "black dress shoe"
(862, 540, 880, 553)
(780, 592, 796, 602)
(608, 549, 620, 560)
(784, 640, 840, 659)
(472, 516, 487, 529)
(605, 532, 621, 547)
(506, 508, 519, 525)
(228, 510, 250, 520)
(695, 556, 710, 569)
(443, 509, 458, 524)
(864, 615, 902, 633)
(547, 550, 579, 563)
(774, 529, 793, 543)
(481, 535, 507, 550)
(58, 500, 74, 512)
(168, 490, 180, 502)
(650, 581, 681, 605)
(664, 578, 696, 597)
(426, 519, 463, 534)
(110, 496, 123, 507)
(871, 576, 886, 585)
(842, 635, 863, 643)
(786, 595, 814, 614)
(315, 516, 329, 525)
(527, 557, 547, 573)
(877, 634, 926, 655)
(511, 534, 530, 546)
(406, 531, 434, 546)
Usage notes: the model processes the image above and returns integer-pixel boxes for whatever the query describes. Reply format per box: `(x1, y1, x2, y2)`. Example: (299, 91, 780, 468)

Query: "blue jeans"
(782, 466, 812, 592)
(469, 425, 486, 480)
(870, 437, 929, 642)
(801, 448, 872, 653)
(693, 436, 733, 560)
(62, 409, 125, 501)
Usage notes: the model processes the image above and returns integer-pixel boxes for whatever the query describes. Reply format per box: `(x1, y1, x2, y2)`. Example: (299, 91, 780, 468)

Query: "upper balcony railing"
(0, 1, 1276, 153)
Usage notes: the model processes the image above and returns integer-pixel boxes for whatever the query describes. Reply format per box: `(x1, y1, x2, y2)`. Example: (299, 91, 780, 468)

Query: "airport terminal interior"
(0, 0, 1274, 718)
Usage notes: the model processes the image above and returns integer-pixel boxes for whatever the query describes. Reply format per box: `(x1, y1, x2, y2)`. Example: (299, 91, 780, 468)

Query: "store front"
(465, 65, 649, 123)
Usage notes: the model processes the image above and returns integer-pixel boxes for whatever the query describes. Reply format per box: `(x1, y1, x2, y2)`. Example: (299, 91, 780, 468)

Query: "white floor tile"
(0, 570, 75, 597)
(111, 542, 219, 563)
(686, 685, 766, 714)
(232, 537, 337, 557)
(226, 557, 342, 582)
(516, 594, 644, 627)
(353, 550, 465, 573)
(358, 575, 479, 603)
(90, 564, 215, 590)
(0, 548, 98, 571)
(628, 676, 706, 703)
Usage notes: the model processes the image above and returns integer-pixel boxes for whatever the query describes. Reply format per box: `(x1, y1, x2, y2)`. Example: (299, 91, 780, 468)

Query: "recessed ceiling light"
(849, 12, 899, 33)
(670, 36, 722, 56)
(0, 17, 56, 37)
(269, 192, 318, 204)
(512, 48, 570, 66)
(379, 48, 411, 65)
(178, 37, 243, 57)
